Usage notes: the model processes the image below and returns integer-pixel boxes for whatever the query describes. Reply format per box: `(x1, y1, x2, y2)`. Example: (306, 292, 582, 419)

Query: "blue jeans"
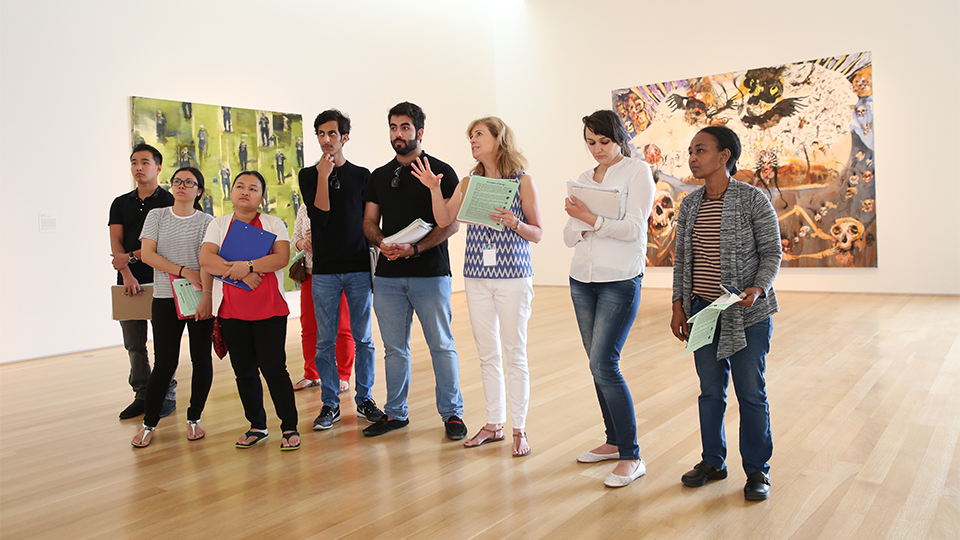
(692, 296, 773, 475)
(373, 276, 463, 422)
(312, 272, 376, 407)
(569, 276, 642, 461)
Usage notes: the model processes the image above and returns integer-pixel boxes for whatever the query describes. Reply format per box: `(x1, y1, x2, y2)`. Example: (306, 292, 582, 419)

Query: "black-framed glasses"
(329, 168, 340, 190)
(391, 165, 402, 188)
(172, 179, 197, 188)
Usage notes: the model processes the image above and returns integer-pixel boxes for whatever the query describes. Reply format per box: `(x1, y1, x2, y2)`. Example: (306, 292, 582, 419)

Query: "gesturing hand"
(411, 156, 442, 189)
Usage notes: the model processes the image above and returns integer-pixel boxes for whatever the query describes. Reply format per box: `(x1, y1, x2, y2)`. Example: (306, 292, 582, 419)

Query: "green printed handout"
(170, 276, 203, 320)
(455, 175, 519, 231)
(685, 290, 742, 354)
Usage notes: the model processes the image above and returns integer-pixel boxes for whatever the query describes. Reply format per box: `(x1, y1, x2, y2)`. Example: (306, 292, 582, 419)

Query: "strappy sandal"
(512, 431, 531, 457)
(132, 424, 155, 448)
(186, 419, 204, 441)
(280, 431, 301, 451)
(463, 426, 505, 448)
(293, 378, 321, 391)
(235, 430, 269, 448)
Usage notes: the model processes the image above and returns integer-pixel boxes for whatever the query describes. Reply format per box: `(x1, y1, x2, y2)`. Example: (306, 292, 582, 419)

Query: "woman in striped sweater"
(131, 167, 215, 447)
(670, 126, 782, 501)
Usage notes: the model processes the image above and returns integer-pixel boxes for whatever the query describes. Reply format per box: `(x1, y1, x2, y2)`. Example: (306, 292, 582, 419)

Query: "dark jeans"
(220, 316, 298, 432)
(691, 296, 773, 474)
(569, 276, 642, 461)
(119, 319, 176, 401)
(143, 299, 214, 427)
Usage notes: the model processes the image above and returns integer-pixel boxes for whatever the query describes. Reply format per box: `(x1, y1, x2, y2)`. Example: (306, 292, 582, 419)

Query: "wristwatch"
(128, 252, 139, 265)
(247, 260, 254, 272)
(411, 244, 420, 258)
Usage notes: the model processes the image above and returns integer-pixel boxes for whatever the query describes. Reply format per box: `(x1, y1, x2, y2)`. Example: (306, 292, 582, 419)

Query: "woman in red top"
(200, 171, 300, 450)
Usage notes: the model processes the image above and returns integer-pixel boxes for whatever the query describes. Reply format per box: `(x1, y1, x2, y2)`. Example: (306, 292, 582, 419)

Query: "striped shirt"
(691, 196, 723, 301)
(140, 208, 214, 299)
(672, 180, 782, 359)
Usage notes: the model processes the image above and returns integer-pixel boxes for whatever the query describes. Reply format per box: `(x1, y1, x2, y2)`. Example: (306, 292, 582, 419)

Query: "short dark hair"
(233, 170, 267, 198)
(131, 143, 162, 166)
(171, 167, 205, 211)
(698, 125, 741, 175)
(582, 110, 632, 158)
(314, 109, 351, 136)
(388, 102, 425, 132)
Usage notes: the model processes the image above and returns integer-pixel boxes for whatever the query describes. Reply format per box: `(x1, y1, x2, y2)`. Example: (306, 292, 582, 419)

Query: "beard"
(392, 136, 419, 156)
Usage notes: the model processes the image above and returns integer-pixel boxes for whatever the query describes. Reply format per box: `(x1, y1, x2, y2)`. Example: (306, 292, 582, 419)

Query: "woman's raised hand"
(411, 156, 443, 189)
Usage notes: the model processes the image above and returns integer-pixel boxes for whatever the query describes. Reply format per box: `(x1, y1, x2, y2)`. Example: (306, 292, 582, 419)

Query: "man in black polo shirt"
(108, 143, 177, 420)
(299, 109, 383, 431)
(361, 102, 467, 440)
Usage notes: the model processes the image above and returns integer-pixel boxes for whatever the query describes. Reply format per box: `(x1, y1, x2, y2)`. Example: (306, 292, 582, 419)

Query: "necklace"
(704, 183, 728, 200)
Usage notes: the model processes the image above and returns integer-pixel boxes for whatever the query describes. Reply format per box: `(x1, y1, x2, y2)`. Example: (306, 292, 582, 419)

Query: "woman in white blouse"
(563, 110, 656, 487)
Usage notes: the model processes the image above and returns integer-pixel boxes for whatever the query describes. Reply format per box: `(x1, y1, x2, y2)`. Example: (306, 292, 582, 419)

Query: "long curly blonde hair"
(467, 116, 527, 179)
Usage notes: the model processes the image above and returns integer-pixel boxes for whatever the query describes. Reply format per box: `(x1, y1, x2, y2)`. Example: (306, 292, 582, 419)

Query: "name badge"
(482, 243, 496, 267)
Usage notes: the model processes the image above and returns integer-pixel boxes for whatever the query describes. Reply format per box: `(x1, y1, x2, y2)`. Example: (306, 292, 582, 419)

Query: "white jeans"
(464, 276, 534, 428)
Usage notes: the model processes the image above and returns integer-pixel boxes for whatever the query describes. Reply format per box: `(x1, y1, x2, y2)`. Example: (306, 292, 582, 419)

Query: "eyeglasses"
(172, 179, 197, 188)
(391, 165, 402, 188)
(329, 168, 340, 190)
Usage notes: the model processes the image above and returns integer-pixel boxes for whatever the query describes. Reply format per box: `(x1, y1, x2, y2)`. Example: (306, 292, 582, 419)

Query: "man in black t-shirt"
(361, 102, 466, 440)
(299, 109, 384, 431)
(108, 143, 177, 420)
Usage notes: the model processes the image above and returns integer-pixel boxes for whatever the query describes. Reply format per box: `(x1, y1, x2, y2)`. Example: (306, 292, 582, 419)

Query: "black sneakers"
(362, 415, 409, 437)
(312, 404, 341, 430)
(681, 460, 728, 487)
(356, 399, 384, 423)
(444, 416, 468, 440)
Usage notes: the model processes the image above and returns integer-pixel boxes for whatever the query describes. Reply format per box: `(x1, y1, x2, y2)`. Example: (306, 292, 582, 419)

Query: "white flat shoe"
(603, 458, 646, 487)
(577, 450, 620, 463)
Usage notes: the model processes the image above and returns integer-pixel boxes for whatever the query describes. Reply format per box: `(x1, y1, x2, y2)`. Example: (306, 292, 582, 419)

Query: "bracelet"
(595, 216, 605, 231)
(178, 265, 184, 277)
(512, 220, 522, 232)
(202, 290, 212, 294)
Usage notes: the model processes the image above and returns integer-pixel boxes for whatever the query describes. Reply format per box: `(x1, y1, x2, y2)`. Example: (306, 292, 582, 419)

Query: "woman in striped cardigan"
(670, 126, 782, 501)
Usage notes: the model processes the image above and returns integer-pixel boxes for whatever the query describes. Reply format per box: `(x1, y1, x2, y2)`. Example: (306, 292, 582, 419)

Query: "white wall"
(0, 0, 494, 363)
(1, 0, 958, 363)
(495, 0, 960, 294)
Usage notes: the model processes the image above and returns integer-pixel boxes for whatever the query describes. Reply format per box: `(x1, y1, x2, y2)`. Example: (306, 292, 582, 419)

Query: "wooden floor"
(1, 288, 958, 540)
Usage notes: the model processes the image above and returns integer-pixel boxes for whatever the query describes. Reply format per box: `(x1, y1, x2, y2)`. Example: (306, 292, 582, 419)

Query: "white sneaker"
(603, 458, 646, 487)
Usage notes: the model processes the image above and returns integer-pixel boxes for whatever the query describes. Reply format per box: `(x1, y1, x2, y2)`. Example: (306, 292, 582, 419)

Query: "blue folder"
(213, 220, 278, 290)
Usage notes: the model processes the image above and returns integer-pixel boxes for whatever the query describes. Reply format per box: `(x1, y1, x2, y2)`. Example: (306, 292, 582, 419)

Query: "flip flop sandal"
(281, 431, 301, 451)
(132, 424, 155, 448)
(187, 420, 204, 441)
(235, 430, 269, 448)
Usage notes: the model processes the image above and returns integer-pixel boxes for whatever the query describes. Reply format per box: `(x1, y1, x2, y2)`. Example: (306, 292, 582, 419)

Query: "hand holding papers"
(684, 287, 743, 354)
(291, 249, 307, 264)
(170, 276, 203, 320)
(566, 180, 622, 232)
(382, 219, 433, 246)
(455, 176, 520, 231)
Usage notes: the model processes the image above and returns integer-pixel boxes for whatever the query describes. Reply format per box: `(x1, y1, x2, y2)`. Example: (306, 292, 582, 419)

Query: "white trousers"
(464, 276, 534, 428)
